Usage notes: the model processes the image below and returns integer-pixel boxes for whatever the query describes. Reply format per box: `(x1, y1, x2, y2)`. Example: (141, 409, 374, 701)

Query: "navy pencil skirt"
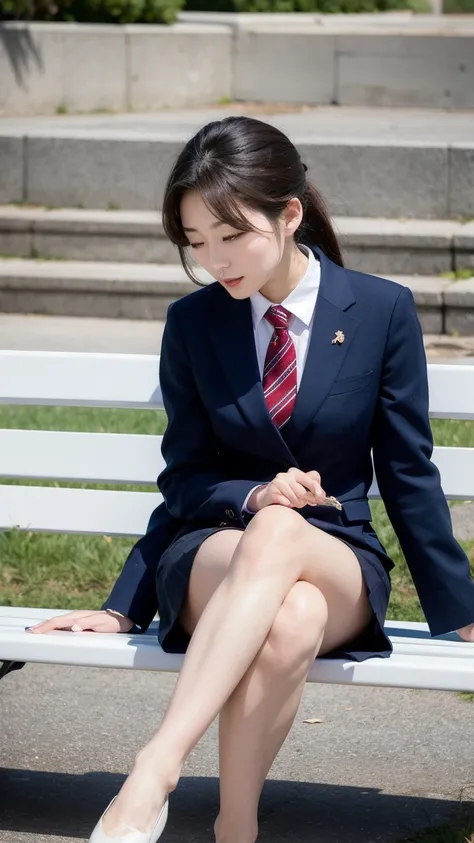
(155, 512, 394, 663)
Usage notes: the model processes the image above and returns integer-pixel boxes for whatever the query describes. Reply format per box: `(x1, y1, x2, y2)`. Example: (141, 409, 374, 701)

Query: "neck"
(259, 242, 308, 304)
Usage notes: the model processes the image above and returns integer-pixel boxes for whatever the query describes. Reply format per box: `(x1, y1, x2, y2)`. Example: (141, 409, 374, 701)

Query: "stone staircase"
(0, 105, 473, 333)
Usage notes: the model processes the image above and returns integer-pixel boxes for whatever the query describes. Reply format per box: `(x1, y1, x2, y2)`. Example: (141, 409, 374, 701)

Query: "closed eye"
(189, 232, 245, 249)
(223, 232, 245, 242)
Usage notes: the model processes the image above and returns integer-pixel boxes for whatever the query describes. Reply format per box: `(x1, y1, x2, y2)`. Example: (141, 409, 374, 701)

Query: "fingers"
(260, 468, 328, 510)
(25, 610, 98, 634)
(278, 468, 326, 507)
(272, 478, 316, 508)
(272, 493, 295, 508)
(295, 468, 325, 499)
(305, 469, 322, 488)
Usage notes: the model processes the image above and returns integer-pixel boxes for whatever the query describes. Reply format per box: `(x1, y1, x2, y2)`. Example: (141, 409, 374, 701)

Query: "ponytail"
(297, 181, 343, 268)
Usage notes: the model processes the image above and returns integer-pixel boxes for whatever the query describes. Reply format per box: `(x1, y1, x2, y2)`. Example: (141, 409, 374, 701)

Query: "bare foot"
(101, 756, 177, 837)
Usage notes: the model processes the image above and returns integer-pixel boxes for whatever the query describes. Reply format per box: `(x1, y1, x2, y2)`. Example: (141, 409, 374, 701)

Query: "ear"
(282, 198, 303, 238)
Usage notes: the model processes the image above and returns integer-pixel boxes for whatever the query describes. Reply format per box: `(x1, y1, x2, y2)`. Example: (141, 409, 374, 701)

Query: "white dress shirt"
(242, 244, 321, 513)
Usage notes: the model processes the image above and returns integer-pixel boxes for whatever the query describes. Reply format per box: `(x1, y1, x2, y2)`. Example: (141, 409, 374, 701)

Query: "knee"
(261, 582, 328, 671)
(240, 505, 304, 572)
(249, 504, 303, 537)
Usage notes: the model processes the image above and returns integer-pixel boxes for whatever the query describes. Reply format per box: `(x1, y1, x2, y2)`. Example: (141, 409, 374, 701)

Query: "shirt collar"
(250, 245, 320, 331)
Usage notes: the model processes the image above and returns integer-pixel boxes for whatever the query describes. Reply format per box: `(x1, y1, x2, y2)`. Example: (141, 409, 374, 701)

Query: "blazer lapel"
(209, 286, 297, 468)
(282, 246, 361, 450)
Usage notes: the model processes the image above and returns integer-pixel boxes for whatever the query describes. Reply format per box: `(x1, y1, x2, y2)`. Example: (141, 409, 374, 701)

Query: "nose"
(208, 244, 230, 275)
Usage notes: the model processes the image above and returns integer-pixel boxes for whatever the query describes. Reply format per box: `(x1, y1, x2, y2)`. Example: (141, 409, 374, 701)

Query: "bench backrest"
(1, 351, 474, 538)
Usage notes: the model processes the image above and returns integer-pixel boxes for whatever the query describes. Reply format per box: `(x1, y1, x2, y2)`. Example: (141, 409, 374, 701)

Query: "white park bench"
(1, 350, 474, 691)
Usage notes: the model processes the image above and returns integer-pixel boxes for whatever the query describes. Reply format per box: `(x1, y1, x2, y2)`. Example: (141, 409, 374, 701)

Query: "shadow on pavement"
(1, 768, 472, 843)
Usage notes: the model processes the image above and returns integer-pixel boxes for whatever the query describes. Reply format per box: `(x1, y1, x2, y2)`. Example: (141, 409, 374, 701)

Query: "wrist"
(104, 608, 136, 630)
(247, 484, 267, 513)
(105, 608, 127, 619)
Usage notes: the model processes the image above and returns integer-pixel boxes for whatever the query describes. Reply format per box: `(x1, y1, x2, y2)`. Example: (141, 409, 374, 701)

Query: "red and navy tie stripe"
(263, 305, 297, 429)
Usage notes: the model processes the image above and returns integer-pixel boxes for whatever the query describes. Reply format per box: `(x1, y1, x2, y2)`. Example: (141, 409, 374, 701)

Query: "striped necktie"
(262, 305, 297, 429)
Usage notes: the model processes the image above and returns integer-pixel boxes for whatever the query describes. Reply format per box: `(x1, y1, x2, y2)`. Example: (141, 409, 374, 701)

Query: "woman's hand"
(25, 609, 135, 635)
(457, 622, 474, 642)
(248, 468, 327, 513)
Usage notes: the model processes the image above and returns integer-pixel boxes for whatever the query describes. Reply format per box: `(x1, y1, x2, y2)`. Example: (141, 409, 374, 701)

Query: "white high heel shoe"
(88, 795, 169, 843)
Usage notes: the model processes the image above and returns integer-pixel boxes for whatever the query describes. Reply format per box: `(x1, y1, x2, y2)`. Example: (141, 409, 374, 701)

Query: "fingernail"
(71, 624, 82, 632)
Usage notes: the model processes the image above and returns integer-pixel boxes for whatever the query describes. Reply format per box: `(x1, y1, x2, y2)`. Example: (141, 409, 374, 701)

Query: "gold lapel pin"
(331, 330, 345, 345)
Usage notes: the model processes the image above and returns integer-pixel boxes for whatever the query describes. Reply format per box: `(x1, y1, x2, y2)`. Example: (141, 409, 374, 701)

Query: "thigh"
(296, 521, 374, 656)
(179, 528, 244, 636)
(179, 514, 374, 657)
(239, 508, 374, 657)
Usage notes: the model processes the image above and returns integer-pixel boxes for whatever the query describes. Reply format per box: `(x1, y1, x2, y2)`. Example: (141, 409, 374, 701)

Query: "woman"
(27, 116, 474, 843)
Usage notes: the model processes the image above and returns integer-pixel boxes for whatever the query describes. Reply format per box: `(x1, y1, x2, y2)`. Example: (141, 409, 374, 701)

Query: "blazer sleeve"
(157, 301, 265, 527)
(372, 285, 474, 637)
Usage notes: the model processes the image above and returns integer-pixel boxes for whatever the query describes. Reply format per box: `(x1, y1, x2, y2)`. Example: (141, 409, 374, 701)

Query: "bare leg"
(103, 507, 372, 836)
(178, 533, 329, 843)
(214, 581, 327, 843)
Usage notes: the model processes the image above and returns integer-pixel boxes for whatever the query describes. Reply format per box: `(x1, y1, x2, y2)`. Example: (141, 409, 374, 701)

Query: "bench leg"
(0, 660, 25, 681)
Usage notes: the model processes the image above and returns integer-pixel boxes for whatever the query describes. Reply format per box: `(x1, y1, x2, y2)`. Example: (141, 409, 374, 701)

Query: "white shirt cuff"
(242, 484, 266, 514)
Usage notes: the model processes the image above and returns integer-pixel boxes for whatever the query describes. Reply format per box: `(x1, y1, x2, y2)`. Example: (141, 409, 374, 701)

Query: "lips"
(222, 276, 243, 287)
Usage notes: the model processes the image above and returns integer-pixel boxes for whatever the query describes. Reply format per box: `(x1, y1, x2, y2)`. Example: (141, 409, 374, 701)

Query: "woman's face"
(180, 190, 300, 300)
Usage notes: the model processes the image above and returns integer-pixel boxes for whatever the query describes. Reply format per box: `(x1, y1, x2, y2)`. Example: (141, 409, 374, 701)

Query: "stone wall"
(0, 22, 232, 115)
(0, 18, 473, 114)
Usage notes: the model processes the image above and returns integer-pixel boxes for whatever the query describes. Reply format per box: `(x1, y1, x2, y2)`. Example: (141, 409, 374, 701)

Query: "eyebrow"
(183, 221, 225, 233)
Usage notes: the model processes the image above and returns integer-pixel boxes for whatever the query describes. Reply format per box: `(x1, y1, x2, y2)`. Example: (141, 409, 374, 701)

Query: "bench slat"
(0, 351, 163, 409)
(0, 429, 166, 485)
(2, 432, 474, 503)
(2, 611, 468, 655)
(1, 351, 474, 419)
(1, 445, 473, 537)
(428, 363, 474, 420)
(1, 610, 473, 691)
(0, 485, 162, 536)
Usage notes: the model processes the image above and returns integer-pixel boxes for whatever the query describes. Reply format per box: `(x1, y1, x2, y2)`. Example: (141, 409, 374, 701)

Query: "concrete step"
(1, 105, 473, 219)
(0, 259, 196, 321)
(0, 257, 473, 335)
(1, 206, 473, 277)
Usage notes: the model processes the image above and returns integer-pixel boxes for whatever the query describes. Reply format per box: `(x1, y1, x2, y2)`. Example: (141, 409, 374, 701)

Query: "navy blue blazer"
(102, 245, 474, 638)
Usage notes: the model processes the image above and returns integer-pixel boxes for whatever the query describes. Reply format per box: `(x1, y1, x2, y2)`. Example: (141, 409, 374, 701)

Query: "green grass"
(440, 268, 474, 281)
(0, 404, 166, 434)
(0, 407, 473, 616)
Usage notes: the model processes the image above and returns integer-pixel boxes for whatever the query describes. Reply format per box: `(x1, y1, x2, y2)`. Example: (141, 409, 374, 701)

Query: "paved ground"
(1, 104, 474, 144)
(1, 663, 474, 843)
(2, 313, 474, 358)
(0, 313, 166, 354)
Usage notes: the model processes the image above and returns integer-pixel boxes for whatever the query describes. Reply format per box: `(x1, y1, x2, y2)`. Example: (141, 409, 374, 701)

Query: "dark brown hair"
(162, 115, 343, 286)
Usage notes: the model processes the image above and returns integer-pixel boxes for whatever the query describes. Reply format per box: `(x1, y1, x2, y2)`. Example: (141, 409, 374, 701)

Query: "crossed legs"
(102, 507, 372, 841)
(213, 580, 327, 843)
